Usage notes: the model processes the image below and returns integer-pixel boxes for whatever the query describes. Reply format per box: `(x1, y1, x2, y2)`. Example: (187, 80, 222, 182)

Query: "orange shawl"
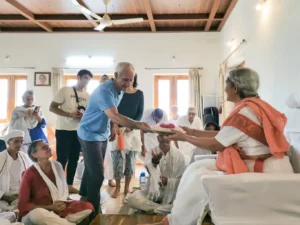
(216, 97, 290, 174)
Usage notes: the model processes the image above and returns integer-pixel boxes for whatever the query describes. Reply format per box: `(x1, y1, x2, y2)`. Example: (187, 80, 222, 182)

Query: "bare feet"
(111, 188, 120, 198)
(68, 185, 79, 194)
(108, 179, 116, 187)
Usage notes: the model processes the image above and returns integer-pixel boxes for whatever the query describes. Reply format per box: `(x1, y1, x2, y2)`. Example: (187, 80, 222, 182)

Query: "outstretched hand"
(167, 129, 188, 142)
(180, 126, 193, 135)
(135, 122, 151, 133)
(151, 149, 163, 165)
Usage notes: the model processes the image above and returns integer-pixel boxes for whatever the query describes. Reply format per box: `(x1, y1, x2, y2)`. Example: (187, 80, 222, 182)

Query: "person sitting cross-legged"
(127, 134, 185, 215)
(0, 130, 32, 223)
(18, 140, 94, 225)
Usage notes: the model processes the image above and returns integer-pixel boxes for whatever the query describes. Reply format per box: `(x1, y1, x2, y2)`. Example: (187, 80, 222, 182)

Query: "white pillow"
(202, 173, 300, 225)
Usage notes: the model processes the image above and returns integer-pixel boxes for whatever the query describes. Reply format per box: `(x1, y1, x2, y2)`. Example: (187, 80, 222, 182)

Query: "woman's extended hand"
(180, 126, 194, 136)
(167, 129, 188, 141)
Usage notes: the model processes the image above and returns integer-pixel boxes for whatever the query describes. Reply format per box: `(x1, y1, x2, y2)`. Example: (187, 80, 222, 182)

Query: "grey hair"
(227, 67, 260, 99)
(115, 62, 135, 78)
(28, 139, 44, 162)
(22, 90, 34, 102)
(171, 105, 178, 110)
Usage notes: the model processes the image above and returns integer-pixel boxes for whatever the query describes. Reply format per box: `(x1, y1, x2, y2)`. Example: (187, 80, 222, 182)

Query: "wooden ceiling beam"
(142, 0, 156, 32)
(4, 0, 52, 32)
(0, 26, 212, 33)
(77, 0, 98, 27)
(0, 13, 224, 22)
(205, 0, 221, 31)
(217, 0, 238, 31)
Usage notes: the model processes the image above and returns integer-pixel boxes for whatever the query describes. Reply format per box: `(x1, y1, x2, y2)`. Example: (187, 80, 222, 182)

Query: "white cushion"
(202, 173, 300, 225)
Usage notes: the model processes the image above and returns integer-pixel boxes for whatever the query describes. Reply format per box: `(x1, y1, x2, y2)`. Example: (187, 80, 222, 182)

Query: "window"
(64, 75, 113, 95)
(0, 75, 27, 123)
(154, 75, 189, 116)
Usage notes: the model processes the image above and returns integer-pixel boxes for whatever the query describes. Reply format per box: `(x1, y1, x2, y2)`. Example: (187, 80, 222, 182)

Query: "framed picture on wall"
(34, 72, 51, 86)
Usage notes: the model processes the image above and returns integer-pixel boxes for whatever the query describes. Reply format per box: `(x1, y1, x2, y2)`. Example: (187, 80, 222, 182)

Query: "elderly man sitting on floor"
(0, 130, 32, 223)
(127, 134, 185, 215)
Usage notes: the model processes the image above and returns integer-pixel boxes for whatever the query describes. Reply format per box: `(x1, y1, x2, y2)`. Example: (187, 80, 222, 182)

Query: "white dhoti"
(22, 208, 92, 225)
(127, 189, 172, 215)
(0, 199, 18, 212)
(167, 156, 293, 225)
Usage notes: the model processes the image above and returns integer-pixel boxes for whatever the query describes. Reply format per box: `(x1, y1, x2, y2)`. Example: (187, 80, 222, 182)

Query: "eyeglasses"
(40, 145, 50, 150)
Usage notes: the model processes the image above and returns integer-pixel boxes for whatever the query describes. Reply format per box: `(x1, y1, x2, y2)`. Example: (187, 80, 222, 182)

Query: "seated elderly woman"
(18, 140, 93, 225)
(140, 67, 293, 225)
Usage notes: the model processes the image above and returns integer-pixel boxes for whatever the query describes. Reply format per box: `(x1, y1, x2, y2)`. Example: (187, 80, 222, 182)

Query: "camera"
(77, 106, 86, 114)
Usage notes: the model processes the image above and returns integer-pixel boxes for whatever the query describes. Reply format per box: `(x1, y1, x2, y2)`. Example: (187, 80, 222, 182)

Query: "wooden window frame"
(0, 75, 27, 123)
(154, 75, 189, 115)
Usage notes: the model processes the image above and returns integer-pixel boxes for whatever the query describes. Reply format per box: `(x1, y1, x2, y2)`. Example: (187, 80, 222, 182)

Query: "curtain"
(189, 68, 202, 118)
(219, 62, 235, 124)
(52, 68, 64, 96)
(219, 63, 226, 124)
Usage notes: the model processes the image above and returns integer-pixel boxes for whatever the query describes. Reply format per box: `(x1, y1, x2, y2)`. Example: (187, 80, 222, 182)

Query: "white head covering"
(4, 130, 25, 144)
(188, 106, 197, 114)
(286, 93, 300, 108)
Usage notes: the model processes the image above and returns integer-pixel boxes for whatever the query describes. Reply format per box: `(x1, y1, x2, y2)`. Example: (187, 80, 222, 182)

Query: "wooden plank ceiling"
(0, 0, 238, 33)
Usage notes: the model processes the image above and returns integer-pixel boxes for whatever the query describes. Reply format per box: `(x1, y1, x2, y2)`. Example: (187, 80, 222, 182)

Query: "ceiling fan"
(71, 0, 144, 31)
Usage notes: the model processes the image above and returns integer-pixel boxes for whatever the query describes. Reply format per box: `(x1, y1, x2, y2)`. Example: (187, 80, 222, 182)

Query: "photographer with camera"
(49, 69, 93, 194)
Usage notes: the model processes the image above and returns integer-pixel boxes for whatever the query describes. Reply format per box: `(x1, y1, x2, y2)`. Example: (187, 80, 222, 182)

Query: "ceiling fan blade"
(71, 0, 102, 21)
(94, 23, 107, 31)
(111, 18, 144, 25)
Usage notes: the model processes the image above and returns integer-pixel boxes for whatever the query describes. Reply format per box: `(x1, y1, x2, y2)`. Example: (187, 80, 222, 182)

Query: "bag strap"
(72, 86, 80, 105)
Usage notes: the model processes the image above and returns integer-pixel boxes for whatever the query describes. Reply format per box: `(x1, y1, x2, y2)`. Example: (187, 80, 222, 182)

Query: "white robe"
(0, 150, 32, 212)
(8, 106, 46, 145)
(176, 115, 203, 165)
(167, 106, 294, 225)
(127, 145, 185, 214)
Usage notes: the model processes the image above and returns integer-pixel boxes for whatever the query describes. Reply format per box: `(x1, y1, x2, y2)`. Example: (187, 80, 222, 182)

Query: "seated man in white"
(168, 105, 179, 124)
(127, 134, 185, 215)
(284, 92, 300, 172)
(139, 67, 294, 225)
(176, 106, 203, 164)
(0, 130, 32, 223)
(140, 108, 168, 163)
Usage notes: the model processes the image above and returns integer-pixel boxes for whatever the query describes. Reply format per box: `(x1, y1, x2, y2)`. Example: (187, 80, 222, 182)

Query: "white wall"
(0, 32, 221, 125)
(220, 0, 300, 112)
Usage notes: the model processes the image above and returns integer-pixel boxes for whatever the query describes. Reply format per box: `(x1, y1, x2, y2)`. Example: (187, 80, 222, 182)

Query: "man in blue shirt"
(77, 62, 150, 214)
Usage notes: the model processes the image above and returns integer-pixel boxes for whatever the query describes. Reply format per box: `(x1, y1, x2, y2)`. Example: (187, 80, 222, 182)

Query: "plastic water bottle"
(140, 172, 146, 190)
